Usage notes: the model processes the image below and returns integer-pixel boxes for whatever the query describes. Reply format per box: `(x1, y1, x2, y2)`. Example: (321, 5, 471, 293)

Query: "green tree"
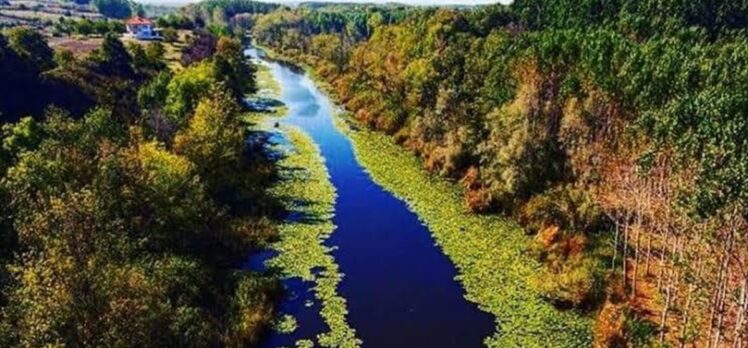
(212, 37, 256, 100)
(1, 117, 44, 166)
(93, 0, 132, 19)
(129, 42, 166, 74)
(76, 18, 94, 36)
(165, 61, 215, 122)
(162, 27, 179, 42)
(90, 33, 134, 77)
(6, 27, 54, 72)
(173, 87, 244, 186)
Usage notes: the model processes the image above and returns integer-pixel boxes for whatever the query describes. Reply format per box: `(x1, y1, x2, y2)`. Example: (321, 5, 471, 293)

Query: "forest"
(246, 0, 748, 346)
(0, 25, 283, 346)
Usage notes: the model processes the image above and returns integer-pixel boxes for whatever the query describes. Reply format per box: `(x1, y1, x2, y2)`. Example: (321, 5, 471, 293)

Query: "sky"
(137, 0, 512, 6)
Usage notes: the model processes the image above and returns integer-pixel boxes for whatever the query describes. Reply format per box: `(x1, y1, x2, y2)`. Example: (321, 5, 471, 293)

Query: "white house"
(125, 16, 159, 40)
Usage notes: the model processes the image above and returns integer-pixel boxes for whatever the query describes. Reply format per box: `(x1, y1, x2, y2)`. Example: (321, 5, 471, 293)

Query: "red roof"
(126, 16, 153, 25)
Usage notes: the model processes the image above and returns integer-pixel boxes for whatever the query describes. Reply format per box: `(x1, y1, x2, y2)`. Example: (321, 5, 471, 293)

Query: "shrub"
(530, 251, 605, 308)
(519, 185, 607, 235)
(162, 27, 178, 42)
(165, 61, 215, 121)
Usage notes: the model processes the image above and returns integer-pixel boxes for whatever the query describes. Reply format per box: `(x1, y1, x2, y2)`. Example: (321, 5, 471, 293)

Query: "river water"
(246, 48, 495, 348)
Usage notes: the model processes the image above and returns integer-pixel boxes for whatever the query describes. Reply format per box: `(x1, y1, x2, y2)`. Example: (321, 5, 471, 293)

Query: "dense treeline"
(52, 17, 126, 37)
(252, 1, 748, 346)
(60, 0, 136, 19)
(175, 1, 411, 44)
(180, 0, 280, 35)
(252, 4, 410, 51)
(92, 0, 132, 19)
(0, 27, 280, 346)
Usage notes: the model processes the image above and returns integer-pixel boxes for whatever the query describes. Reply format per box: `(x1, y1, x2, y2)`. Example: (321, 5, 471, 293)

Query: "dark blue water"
(248, 48, 495, 348)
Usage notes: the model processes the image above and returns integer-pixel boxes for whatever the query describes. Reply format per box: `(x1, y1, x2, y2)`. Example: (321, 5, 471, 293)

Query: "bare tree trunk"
(623, 213, 630, 290)
(646, 233, 653, 276)
(733, 278, 748, 348)
(632, 223, 641, 298)
(658, 225, 669, 292)
(713, 268, 730, 348)
(681, 259, 705, 348)
(612, 219, 619, 271)
(661, 266, 680, 343)
(661, 268, 673, 342)
(710, 226, 734, 348)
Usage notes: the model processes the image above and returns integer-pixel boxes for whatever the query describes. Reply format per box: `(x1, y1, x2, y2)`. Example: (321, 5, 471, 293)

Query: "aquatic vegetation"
(294, 339, 315, 348)
(265, 126, 361, 348)
(334, 115, 592, 347)
(245, 63, 288, 116)
(254, 63, 282, 99)
(249, 66, 360, 348)
(273, 314, 298, 334)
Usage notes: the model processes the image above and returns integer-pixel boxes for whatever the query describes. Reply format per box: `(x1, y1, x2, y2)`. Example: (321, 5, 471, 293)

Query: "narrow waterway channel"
(247, 48, 495, 348)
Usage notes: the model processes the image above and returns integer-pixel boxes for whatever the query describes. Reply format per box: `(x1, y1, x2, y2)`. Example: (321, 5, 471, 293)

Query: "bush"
(529, 225, 605, 308)
(181, 31, 216, 66)
(165, 61, 215, 121)
(519, 185, 607, 235)
(623, 309, 658, 347)
(225, 274, 279, 346)
(530, 251, 605, 308)
(593, 288, 627, 348)
(6, 27, 55, 72)
(162, 27, 178, 42)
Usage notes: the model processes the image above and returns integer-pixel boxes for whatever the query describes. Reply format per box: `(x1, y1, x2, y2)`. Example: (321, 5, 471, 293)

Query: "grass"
(247, 62, 360, 348)
(48, 36, 102, 56)
(121, 30, 190, 72)
(333, 115, 592, 347)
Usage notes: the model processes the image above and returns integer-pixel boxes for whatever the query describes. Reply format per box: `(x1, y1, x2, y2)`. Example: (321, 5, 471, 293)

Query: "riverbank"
(254, 45, 592, 347)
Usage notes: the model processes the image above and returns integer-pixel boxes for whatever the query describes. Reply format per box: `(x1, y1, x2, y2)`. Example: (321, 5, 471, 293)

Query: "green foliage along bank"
(0, 28, 282, 347)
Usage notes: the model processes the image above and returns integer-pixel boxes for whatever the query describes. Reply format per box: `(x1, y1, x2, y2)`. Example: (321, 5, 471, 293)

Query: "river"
(246, 48, 495, 348)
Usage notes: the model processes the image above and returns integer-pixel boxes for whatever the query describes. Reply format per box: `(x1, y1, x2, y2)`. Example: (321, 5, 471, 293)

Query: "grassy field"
(48, 36, 102, 55)
(47, 30, 190, 71)
(121, 30, 190, 71)
(1, 0, 101, 27)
